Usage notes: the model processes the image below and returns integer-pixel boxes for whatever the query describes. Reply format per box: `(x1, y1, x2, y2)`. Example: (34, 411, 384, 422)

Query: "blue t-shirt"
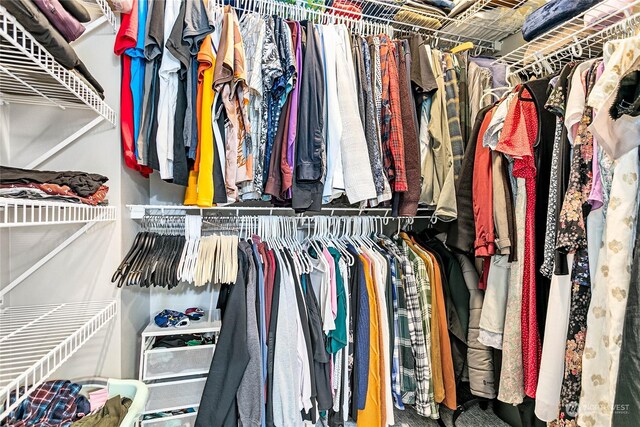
(125, 0, 148, 153)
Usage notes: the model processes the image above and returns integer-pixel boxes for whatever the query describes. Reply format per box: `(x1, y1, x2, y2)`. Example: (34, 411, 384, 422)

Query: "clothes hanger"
(283, 218, 303, 275)
(450, 41, 473, 54)
(112, 231, 145, 286)
(294, 217, 312, 274)
(331, 217, 354, 266)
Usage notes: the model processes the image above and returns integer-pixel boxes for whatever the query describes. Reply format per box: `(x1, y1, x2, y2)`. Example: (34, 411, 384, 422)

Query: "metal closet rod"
(140, 214, 433, 221)
(127, 204, 434, 219)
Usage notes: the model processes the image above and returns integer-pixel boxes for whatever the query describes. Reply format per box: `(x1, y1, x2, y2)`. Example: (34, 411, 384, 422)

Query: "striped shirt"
(404, 242, 438, 418)
(443, 53, 465, 180)
(379, 236, 432, 417)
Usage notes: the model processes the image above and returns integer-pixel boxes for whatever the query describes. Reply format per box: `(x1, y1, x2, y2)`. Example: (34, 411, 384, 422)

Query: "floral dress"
(552, 62, 599, 427)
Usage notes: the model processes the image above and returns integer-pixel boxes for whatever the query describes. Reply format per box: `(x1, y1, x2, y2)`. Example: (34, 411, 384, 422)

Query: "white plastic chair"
(107, 379, 149, 427)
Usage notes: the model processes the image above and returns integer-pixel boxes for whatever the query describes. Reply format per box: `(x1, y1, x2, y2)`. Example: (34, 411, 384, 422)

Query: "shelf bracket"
(130, 205, 146, 220)
(0, 221, 97, 305)
(79, 15, 108, 38)
(24, 116, 104, 170)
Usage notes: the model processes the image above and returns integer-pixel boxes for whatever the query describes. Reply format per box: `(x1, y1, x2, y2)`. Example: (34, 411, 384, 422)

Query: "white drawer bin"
(141, 412, 198, 427)
(145, 378, 207, 414)
(143, 345, 215, 381)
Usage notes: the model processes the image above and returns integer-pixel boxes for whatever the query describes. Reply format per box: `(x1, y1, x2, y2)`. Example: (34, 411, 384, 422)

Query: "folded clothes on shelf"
(394, 1, 447, 28)
(32, 0, 86, 42)
(0, 165, 109, 198)
(152, 334, 214, 349)
(414, 0, 455, 13)
(59, 0, 92, 23)
(0, 183, 109, 205)
(330, 0, 363, 19)
(2, 0, 105, 98)
(521, 0, 603, 41)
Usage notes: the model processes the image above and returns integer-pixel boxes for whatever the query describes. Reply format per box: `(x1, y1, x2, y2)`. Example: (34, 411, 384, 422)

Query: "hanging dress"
(553, 62, 599, 427)
(578, 150, 639, 427)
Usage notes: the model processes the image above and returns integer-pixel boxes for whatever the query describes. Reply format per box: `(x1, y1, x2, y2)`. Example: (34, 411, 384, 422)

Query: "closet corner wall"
(0, 9, 148, 384)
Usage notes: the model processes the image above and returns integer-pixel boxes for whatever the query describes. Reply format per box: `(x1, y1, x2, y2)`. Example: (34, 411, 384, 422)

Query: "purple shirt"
(285, 21, 302, 198)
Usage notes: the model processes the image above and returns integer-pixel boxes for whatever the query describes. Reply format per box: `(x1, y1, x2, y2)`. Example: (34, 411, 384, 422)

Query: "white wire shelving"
(0, 5, 116, 124)
(0, 199, 118, 302)
(0, 301, 117, 420)
(442, 0, 545, 50)
(86, 0, 118, 32)
(244, 0, 501, 51)
(0, 198, 117, 228)
(494, 0, 640, 75)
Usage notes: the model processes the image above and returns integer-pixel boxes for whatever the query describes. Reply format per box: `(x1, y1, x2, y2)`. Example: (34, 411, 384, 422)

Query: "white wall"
(1, 18, 149, 381)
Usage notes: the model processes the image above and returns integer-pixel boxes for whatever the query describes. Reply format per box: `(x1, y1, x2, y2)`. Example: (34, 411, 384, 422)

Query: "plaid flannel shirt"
(378, 236, 432, 417)
(379, 35, 407, 192)
(8, 380, 82, 427)
(395, 258, 417, 404)
(389, 258, 405, 410)
(443, 53, 465, 180)
(403, 242, 439, 419)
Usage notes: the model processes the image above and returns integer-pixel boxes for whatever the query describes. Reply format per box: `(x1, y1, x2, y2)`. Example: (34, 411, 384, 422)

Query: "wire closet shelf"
(86, 0, 118, 32)
(234, 0, 540, 51)
(0, 5, 116, 124)
(494, 0, 640, 75)
(0, 198, 117, 227)
(0, 301, 117, 420)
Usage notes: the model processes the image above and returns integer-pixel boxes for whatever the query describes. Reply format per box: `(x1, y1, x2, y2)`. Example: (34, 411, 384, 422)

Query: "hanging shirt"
(588, 37, 640, 159)
(125, 0, 147, 152)
(114, 0, 152, 177)
(357, 253, 384, 427)
(190, 35, 217, 206)
(155, 0, 182, 179)
(238, 13, 266, 200)
(327, 248, 348, 354)
(334, 25, 377, 204)
(379, 35, 407, 193)
(213, 5, 252, 201)
(320, 25, 346, 203)
(309, 247, 334, 333)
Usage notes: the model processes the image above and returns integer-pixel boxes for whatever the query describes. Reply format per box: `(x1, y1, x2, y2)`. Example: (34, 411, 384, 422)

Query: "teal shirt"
(327, 247, 348, 354)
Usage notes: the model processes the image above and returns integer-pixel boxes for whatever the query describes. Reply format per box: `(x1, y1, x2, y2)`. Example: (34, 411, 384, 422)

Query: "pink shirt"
(323, 248, 337, 319)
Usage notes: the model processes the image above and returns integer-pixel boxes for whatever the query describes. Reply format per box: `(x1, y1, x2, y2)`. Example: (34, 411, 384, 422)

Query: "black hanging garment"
(195, 251, 249, 427)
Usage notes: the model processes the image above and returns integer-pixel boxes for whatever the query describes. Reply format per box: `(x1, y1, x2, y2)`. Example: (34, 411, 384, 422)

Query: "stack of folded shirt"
(362, 0, 406, 21)
(2, 0, 105, 98)
(395, 0, 447, 28)
(0, 166, 109, 205)
(330, 0, 364, 19)
(414, 0, 455, 13)
(445, 0, 544, 43)
(522, 0, 603, 41)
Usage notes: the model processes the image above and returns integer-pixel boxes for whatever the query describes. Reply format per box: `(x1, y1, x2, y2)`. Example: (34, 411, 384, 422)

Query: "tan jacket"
(427, 49, 457, 221)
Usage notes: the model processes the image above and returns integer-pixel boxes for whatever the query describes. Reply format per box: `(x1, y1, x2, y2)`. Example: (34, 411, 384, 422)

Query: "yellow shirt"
(185, 34, 217, 207)
(412, 238, 457, 410)
(358, 254, 384, 427)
